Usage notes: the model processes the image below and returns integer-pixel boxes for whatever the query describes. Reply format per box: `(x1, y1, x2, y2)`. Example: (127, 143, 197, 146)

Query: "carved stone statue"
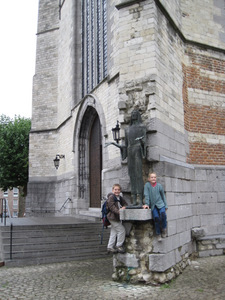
(105, 110, 146, 206)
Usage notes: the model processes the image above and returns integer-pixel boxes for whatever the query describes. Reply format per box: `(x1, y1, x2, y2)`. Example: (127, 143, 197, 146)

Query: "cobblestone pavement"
(0, 255, 224, 300)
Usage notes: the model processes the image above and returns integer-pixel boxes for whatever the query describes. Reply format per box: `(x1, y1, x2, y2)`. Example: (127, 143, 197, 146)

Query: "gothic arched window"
(82, 0, 107, 96)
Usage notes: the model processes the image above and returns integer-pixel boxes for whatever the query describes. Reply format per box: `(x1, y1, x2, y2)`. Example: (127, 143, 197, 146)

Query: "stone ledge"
(198, 249, 224, 258)
(197, 234, 225, 241)
(120, 208, 152, 221)
(196, 234, 225, 257)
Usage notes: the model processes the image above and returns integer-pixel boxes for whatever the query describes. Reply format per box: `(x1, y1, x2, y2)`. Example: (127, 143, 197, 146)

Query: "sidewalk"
(0, 255, 224, 299)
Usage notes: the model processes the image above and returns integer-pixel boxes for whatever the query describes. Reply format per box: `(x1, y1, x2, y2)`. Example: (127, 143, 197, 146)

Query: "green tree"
(0, 114, 31, 217)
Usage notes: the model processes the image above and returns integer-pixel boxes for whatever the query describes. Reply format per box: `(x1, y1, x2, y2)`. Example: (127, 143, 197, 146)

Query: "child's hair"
(112, 183, 121, 190)
(148, 172, 157, 177)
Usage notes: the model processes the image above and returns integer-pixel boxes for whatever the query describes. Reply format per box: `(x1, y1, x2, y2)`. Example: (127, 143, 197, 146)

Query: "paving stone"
(0, 255, 224, 299)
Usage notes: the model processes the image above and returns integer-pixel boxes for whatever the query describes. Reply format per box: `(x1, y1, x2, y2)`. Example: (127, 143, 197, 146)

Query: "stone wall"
(32, 0, 59, 131)
(112, 159, 225, 283)
(192, 165, 225, 235)
(180, 0, 225, 48)
(26, 176, 82, 216)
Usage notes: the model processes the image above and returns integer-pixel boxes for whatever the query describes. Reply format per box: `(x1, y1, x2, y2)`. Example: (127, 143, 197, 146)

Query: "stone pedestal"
(120, 208, 152, 221)
(112, 209, 191, 285)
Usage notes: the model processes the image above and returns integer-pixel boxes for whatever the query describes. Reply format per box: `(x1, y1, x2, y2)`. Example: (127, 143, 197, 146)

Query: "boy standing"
(107, 184, 127, 253)
(143, 173, 168, 242)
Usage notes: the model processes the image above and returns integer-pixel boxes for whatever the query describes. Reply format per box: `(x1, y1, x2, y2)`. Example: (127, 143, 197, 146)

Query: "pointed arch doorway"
(79, 106, 102, 208)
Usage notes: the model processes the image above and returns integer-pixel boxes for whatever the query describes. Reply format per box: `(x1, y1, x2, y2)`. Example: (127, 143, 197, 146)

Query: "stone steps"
(196, 234, 225, 257)
(0, 222, 110, 267)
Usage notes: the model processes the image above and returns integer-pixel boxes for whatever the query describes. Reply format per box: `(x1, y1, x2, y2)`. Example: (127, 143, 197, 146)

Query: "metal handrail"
(30, 198, 73, 214)
(0, 198, 7, 226)
(59, 197, 73, 212)
(10, 223, 13, 260)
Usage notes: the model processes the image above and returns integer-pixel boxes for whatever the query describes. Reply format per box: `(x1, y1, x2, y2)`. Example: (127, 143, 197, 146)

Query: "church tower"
(27, 0, 225, 243)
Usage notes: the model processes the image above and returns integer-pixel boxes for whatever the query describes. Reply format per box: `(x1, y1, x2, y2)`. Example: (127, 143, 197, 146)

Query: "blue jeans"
(152, 206, 167, 235)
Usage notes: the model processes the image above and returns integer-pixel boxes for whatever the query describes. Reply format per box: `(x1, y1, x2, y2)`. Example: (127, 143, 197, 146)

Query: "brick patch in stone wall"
(182, 50, 225, 165)
(187, 142, 225, 165)
(188, 105, 225, 135)
(186, 66, 225, 93)
(187, 52, 225, 75)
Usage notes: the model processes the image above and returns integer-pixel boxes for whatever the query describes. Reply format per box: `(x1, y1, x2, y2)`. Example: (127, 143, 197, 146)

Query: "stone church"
(27, 0, 225, 269)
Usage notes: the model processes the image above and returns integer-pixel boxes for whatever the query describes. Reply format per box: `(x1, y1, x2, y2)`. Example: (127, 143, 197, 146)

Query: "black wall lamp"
(53, 154, 65, 169)
(112, 120, 121, 144)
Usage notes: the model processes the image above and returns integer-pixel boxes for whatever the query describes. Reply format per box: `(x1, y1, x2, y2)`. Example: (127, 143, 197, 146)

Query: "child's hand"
(142, 205, 149, 209)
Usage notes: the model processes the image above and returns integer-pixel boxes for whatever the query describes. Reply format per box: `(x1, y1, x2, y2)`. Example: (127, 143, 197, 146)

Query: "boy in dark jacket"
(107, 184, 127, 253)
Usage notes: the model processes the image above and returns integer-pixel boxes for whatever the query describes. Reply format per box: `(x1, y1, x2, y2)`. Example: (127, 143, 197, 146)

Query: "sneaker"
(156, 235, 162, 242)
(107, 247, 118, 254)
(116, 246, 125, 254)
(162, 229, 167, 238)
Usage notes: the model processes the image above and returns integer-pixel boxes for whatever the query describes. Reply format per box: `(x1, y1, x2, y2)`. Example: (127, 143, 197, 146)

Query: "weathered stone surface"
(191, 227, 205, 239)
(114, 253, 139, 268)
(120, 208, 152, 221)
(149, 252, 176, 272)
(198, 249, 223, 257)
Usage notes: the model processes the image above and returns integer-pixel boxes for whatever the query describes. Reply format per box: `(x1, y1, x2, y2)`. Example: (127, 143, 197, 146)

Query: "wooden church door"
(89, 115, 102, 207)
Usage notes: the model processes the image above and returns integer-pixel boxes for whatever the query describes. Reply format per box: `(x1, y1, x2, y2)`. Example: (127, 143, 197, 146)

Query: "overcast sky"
(0, 0, 39, 119)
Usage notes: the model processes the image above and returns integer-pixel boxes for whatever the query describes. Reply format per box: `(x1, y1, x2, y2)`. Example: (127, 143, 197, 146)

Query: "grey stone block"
(174, 192, 191, 205)
(192, 192, 218, 204)
(201, 212, 223, 227)
(120, 208, 152, 221)
(146, 146, 160, 161)
(114, 253, 139, 268)
(166, 192, 175, 205)
(180, 230, 192, 245)
(182, 180, 192, 192)
(191, 227, 205, 239)
(164, 177, 172, 192)
(102, 168, 122, 180)
(177, 217, 193, 233)
(179, 241, 194, 256)
(198, 234, 225, 241)
(218, 192, 225, 202)
(149, 251, 176, 272)
(216, 242, 225, 249)
(171, 178, 183, 192)
(118, 100, 127, 110)
(146, 117, 158, 132)
(195, 169, 207, 181)
(175, 248, 181, 263)
(164, 163, 177, 178)
(196, 181, 211, 193)
(218, 181, 225, 192)
(167, 219, 177, 235)
(198, 249, 223, 257)
(123, 222, 133, 236)
(196, 203, 220, 215)
(167, 204, 192, 221)
(153, 236, 173, 253)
